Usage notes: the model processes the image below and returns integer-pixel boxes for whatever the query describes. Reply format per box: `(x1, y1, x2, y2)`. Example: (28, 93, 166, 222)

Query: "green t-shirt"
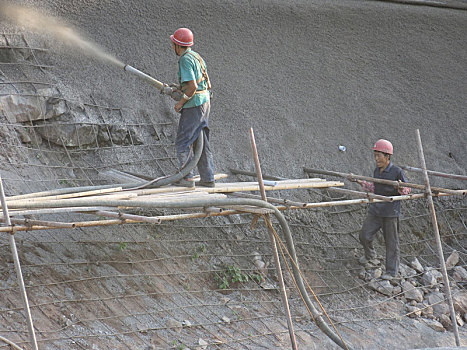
(178, 48, 210, 109)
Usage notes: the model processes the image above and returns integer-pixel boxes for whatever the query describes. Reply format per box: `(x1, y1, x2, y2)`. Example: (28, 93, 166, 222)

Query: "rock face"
(0, 88, 67, 123)
(35, 117, 99, 147)
(359, 253, 466, 334)
(1, 90, 145, 147)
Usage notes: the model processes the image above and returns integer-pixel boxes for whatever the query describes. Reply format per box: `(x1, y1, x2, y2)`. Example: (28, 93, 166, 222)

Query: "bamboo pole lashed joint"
(415, 130, 460, 346)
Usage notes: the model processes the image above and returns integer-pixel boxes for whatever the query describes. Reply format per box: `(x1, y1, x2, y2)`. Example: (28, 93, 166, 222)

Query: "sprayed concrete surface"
(0, 0, 466, 349)
(3, 0, 466, 181)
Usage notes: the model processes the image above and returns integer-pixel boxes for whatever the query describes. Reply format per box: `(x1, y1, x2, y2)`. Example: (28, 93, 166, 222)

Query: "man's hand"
(174, 101, 184, 113)
(395, 180, 411, 195)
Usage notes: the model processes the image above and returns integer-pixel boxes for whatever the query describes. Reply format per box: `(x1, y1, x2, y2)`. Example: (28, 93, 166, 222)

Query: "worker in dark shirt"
(357, 139, 411, 280)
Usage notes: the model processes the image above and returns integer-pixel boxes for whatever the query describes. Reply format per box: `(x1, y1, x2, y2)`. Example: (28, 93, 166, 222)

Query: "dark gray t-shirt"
(369, 163, 408, 217)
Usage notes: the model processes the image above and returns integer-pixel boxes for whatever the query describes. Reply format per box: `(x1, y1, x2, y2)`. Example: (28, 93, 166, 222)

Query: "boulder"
(409, 258, 424, 273)
(438, 314, 452, 329)
(426, 291, 450, 318)
(0, 94, 44, 123)
(369, 280, 400, 296)
(453, 266, 467, 283)
(399, 263, 417, 279)
(456, 313, 464, 327)
(421, 269, 443, 288)
(417, 302, 434, 319)
(445, 251, 459, 269)
(0, 88, 67, 123)
(406, 304, 421, 318)
(35, 120, 99, 147)
(373, 268, 383, 279)
(402, 281, 424, 303)
(422, 319, 445, 332)
(452, 291, 467, 316)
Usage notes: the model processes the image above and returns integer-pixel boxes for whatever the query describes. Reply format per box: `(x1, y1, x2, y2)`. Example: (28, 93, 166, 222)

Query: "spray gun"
(123, 65, 182, 101)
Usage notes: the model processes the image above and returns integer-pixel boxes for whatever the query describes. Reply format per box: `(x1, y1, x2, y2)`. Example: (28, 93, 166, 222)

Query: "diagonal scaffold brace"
(0, 175, 38, 350)
(415, 129, 461, 347)
(248, 128, 298, 350)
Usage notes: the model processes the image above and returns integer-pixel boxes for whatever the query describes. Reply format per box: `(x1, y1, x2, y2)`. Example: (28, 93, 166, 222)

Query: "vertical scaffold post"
(0, 175, 38, 350)
(249, 128, 298, 350)
(415, 129, 460, 346)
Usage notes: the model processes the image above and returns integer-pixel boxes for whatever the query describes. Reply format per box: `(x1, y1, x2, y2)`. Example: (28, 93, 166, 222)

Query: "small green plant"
(172, 340, 186, 349)
(250, 273, 263, 284)
(118, 242, 128, 251)
(192, 244, 207, 260)
(215, 264, 261, 290)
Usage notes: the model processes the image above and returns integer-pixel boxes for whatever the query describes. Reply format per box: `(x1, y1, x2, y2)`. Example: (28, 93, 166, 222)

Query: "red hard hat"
(170, 28, 194, 47)
(372, 139, 393, 155)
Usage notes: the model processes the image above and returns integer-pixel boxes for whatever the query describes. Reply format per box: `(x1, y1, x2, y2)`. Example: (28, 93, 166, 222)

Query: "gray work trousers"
(359, 213, 400, 276)
(175, 102, 214, 182)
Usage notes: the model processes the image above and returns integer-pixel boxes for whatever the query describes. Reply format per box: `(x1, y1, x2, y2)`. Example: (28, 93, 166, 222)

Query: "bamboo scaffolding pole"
(8, 218, 76, 228)
(93, 210, 162, 225)
(2, 206, 114, 218)
(5, 186, 123, 203)
(0, 175, 38, 350)
(1, 180, 344, 211)
(415, 129, 460, 346)
(0, 188, 464, 234)
(6, 189, 134, 205)
(327, 187, 393, 202)
(304, 167, 467, 196)
(6, 184, 133, 201)
(249, 128, 298, 350)
(401, 165, 467, 181)
(220, 205, 274, 215)
(229, 192, 308, 207)
(127, 193, 227, 202)
(229, 168, 287, 181)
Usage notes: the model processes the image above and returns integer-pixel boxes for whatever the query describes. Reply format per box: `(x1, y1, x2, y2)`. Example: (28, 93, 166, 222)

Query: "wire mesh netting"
(0, 32, 466, 349)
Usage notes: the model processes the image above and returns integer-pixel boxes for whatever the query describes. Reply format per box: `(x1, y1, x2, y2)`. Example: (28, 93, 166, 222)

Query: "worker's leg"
(175, 107, 200, 180)
(382, 217, 400, 276)
(359, 213, 382, 259)
(194, 101, 214, 182)
(196, 127, 215, 182)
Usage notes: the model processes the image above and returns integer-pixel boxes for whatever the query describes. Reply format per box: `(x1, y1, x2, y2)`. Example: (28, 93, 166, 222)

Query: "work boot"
(359, 255, 382, 266)
(359, 256, 369, 265)
(173, 179, 195, 188)
(380, 273, 395, 281)
(197, 181, 215, 188)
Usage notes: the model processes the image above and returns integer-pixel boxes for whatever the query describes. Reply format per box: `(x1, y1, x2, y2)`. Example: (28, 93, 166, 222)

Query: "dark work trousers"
(359, 213, 400, 276)
(175, 101, 214, 182)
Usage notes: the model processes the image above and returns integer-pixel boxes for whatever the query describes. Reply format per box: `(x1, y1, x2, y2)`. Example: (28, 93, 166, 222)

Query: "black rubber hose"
(124, 129, 205, 190)
(29, 130, 206, 196)
(9, 196, 353, 350)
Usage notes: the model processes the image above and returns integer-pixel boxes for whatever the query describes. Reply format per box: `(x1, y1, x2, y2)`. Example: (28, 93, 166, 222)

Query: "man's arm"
(396, 170, 411, 195)
(357, 180, 375, 193)
(174, 79, 197, 113)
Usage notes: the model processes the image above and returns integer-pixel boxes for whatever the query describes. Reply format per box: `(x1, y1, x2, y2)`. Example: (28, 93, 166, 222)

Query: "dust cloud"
(0, 2, 125, 68)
